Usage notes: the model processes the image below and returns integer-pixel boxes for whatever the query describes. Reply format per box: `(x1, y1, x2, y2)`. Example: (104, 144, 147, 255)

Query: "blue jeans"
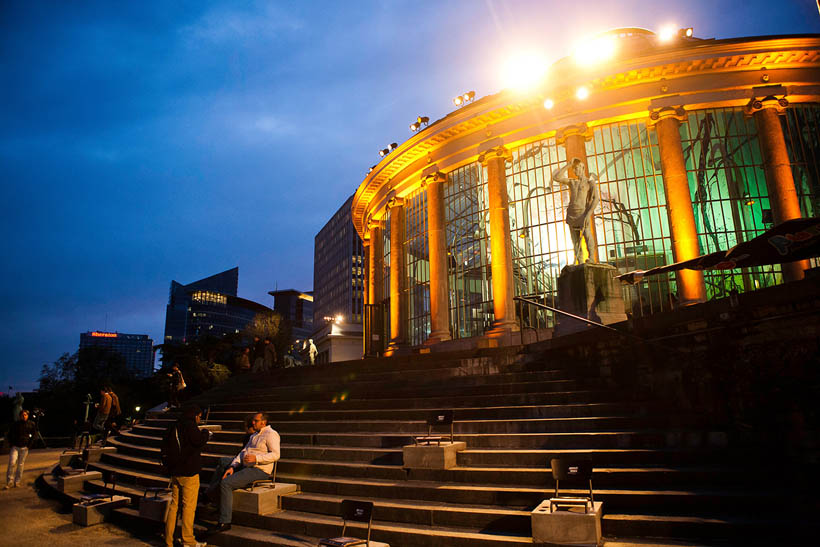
(215, 466, 269, 524)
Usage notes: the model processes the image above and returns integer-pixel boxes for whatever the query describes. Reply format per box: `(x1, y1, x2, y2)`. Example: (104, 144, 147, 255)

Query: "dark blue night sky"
(2, 0, 818, 391)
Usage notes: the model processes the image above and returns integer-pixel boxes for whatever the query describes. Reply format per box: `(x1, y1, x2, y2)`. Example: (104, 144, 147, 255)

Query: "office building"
(79, 331, 154, 378)
(163, 267, 273, 345)
(312, 195, 366, 363)
(269, 289, 314, 342)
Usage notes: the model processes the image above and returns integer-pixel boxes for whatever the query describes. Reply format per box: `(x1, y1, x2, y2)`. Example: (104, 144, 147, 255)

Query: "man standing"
(103, 387, 122, 444)
(206, 412, 280, 533)
(5, 409, 36, 489)
(263, 338, 277, 371)
(92, 387, 112, 435)
(163, 403, 210, 547)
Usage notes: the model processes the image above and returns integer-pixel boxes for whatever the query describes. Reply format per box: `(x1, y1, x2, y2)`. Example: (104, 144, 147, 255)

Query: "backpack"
(160, 422, 183, 471)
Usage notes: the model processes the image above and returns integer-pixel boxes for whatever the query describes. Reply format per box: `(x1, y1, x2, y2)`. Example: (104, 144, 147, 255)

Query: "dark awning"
(618, 217, 820, 285)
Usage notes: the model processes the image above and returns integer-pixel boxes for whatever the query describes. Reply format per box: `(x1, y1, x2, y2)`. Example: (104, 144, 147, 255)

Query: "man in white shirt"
(206, 412, 280, 532)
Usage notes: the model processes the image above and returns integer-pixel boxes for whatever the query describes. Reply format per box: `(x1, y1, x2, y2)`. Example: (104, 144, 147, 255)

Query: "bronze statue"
(552, 157, 599, 264)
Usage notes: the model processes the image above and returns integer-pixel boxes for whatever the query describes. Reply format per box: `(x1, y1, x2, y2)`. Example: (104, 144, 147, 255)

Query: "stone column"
(364, 220, 384, 357)
(748, 96, 808, 282)
(386, 200, 408, 354)
(366, 221, 383, 306)
(423, 171, 451, 343)
(651, 106, 707, 306)
(480, 145, 518, 336)
(557, 123, 598, 261)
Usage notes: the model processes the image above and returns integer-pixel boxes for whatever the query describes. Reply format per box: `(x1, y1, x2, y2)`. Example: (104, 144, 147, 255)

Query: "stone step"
(218, 378, 586, 406)
(100, 446, 749, 491)
(276, 473, 769, 514)
(234, 368, 574, 399)
(280, 492, 531, 534)
(201, 401, 651, 422)
(210, 389, 617, 411)
(233, 508, 533, 547)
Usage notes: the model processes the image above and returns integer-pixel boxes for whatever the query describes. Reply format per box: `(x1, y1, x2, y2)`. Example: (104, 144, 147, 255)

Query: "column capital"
(385, 194, 404, 210)
(420, 171, 446, 187)
(745, 95, 789, 116)
(478, 145, 511, 164)
(647, 106, 687, 128)
(556, 123, 593, 145)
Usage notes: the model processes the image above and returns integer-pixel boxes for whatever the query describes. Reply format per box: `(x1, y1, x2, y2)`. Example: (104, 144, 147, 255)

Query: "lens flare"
(502, 51, 548, 92)
(573, 35, 616, 66)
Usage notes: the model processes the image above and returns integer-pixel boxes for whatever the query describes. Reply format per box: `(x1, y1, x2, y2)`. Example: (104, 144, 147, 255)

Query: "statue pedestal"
(555, 263, 627, 336)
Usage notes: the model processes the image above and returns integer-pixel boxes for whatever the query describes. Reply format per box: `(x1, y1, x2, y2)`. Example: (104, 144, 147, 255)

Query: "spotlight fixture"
(410, 116, 430, 131)
(679, 27, 694, 38)
(379, 143, 398, 157)
(543, 98, 554, 110)
(576, 86, 590, 100)
(453, 91, 476, 106)
(368, 165, 376, 174)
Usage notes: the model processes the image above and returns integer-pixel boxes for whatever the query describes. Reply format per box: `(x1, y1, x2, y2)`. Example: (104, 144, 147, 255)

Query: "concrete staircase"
(44, 345, 794, 545)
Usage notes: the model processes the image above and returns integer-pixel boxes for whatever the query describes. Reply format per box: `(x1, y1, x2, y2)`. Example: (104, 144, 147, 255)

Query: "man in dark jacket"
(164, 403, 210, 547)
(5, 409, 37, 488)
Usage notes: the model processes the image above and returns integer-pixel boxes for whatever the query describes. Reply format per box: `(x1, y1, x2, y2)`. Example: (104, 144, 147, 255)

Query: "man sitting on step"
(206, 412, 280, 533)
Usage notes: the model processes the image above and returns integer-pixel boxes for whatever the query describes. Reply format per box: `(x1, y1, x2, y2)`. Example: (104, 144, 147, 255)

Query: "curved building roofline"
(352, 33, 820, 239)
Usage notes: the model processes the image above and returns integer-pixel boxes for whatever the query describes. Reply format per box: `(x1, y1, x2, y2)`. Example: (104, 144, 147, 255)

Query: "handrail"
(513, 295, 688, 355)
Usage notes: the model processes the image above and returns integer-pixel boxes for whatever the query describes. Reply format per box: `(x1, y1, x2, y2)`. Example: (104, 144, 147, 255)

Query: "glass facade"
(404, 188, 430, 345)
(369, 103, 820, 344)
(680, 107, 780, 299)
(587, 120, 675, 315)
(507, 138, 568, 328)
(782, 104, 820, 270)
(445, 163, 493, 339)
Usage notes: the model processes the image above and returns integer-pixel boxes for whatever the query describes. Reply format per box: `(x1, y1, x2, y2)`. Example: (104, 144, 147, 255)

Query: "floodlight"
(336, 315, 344, 322)
(658, 25, 676, 43)
(502, 52, 547, 91)
(573, 35, 616, 66)
(379, 148, 388, 157)
(680, 27, 694, 38)
(543, 98, 554, 110)
(368, 165, 376, 174)
(417, 116, 429, 124)
(453, 96, 463, 106)
(410, 122, 419, 131)
(576, 86, 590, 100)
(389, 142, 398, 151)
(462, 91, 475, 102)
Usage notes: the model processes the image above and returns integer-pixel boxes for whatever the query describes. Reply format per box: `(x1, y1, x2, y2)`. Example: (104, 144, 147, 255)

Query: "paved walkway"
(0, 448, 159, 546)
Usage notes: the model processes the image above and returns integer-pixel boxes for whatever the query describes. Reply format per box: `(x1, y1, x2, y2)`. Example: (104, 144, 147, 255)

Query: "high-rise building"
(163, 267, 273, 345)
(313, 195, 366, 326)
(269, 289, 314, 342)
(79, 331, 154, 378)
(312, 195, 366, 363)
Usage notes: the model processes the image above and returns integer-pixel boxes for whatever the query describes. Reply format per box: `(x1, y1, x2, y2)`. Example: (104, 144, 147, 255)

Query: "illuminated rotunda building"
(353, 29, 820, 355)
